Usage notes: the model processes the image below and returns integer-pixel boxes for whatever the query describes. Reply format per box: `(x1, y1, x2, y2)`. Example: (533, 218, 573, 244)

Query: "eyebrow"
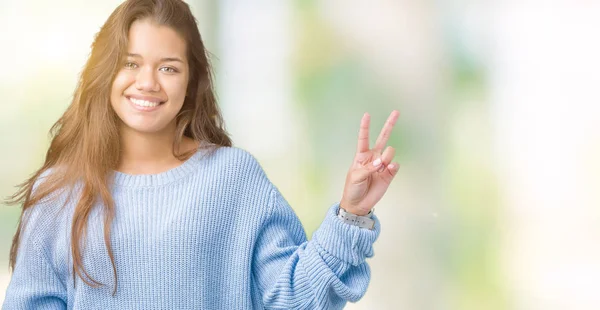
(127, 53, 185, 63)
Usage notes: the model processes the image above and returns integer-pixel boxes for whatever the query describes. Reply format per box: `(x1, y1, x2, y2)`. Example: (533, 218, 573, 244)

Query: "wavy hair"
(6, 0, 231, 296)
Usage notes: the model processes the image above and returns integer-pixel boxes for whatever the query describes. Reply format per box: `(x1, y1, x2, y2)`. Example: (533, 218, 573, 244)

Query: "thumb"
(351, 157, 383, 183)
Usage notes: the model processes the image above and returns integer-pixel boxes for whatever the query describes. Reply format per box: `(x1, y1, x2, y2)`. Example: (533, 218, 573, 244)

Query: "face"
(110, 18, 189, 135)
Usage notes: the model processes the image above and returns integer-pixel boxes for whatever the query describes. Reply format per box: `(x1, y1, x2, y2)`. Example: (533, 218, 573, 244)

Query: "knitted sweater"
(3, 146, 381, 309)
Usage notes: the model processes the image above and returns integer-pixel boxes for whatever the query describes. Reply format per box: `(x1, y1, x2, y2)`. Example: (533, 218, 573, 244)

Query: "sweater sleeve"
(252, 185, 381, 309)
(2, 206, 68, 310)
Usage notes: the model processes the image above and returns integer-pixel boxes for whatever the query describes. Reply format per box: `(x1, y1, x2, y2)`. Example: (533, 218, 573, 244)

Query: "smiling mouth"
(127, 96, 165, 108)
(125, 96, 166, 112)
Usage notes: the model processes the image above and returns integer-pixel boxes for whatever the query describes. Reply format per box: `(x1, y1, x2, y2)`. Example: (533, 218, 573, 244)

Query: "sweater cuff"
(312, 202, 381, 266)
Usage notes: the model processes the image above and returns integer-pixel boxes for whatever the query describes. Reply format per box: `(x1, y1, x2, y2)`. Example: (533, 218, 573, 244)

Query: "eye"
(124, 62, 138, 69)
(159, 67, 178, 73)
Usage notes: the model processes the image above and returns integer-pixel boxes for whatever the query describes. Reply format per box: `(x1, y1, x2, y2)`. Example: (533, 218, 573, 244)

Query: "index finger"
(357, 112, 371, 153)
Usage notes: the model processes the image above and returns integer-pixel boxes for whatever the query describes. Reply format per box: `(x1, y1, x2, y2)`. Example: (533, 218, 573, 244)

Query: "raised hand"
(340, 110, 400, 216)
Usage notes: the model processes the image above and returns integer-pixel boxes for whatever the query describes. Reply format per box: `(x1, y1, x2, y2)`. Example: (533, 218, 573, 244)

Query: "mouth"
(126, 96, 165, 111)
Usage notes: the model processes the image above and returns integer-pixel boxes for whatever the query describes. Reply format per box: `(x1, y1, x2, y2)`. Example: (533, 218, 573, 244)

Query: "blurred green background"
(1, 1, 599, 309)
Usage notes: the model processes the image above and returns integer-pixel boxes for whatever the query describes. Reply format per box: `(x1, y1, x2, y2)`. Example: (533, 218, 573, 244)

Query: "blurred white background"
(1, 0, 599, 309)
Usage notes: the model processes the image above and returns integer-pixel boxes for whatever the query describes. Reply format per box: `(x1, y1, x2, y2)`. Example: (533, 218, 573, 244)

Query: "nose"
(135, 66, 160, 92)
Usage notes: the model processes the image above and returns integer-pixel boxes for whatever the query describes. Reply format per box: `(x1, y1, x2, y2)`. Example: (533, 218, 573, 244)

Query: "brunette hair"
(6, 0, 231, 295)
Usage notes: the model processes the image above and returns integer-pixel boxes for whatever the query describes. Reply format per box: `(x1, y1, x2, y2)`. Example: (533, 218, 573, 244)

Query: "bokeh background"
(1, 0, 599, 309)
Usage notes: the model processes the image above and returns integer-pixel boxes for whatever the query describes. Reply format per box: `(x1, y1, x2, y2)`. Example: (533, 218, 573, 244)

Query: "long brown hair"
(5, 0, 231, 295)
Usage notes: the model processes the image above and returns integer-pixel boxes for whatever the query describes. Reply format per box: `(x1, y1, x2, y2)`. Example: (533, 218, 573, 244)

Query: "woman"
(3, 0, 400, 309)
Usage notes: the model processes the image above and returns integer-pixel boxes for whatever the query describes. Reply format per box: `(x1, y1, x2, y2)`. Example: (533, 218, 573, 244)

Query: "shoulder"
(23, 166, 72, 239)
(210, 146, 268, 177)
(206, 145, 274, 192)
(211, 145, 261, 163)
(20, 193, 69, 259)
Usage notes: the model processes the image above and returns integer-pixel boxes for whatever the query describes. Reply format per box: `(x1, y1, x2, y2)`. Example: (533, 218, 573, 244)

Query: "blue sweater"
(3, 146, 381, 309)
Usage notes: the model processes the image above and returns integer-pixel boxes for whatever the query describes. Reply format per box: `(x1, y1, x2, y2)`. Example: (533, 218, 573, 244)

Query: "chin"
(120, 121, 172, 135)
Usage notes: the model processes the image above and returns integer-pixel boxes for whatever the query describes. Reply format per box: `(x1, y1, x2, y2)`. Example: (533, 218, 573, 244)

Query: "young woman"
(3, 0, 400, 309)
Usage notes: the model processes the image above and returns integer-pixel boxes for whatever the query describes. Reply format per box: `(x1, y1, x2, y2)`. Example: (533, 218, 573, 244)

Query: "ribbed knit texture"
(3, 146, 381, 310)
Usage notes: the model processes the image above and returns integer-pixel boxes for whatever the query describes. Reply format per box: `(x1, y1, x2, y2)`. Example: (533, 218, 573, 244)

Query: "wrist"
(339, 203, 371, 216)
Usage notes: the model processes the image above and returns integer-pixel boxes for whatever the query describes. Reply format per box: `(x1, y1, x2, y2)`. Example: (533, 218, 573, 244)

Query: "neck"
(117, 124, 197, 175)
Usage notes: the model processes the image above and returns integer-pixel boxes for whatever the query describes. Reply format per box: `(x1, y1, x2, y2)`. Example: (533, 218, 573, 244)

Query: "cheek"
(111, 72, 134, 100)
(163, 76, 189, 105)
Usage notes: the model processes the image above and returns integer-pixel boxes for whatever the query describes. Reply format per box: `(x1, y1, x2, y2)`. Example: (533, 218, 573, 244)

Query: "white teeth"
(130, 97, 161, 107)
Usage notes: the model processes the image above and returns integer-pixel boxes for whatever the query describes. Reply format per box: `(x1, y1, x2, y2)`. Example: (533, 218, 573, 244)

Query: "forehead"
(127, 19, 187, 61)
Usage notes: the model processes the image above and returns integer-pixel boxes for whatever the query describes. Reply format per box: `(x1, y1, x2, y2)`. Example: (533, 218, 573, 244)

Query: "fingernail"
(388, 163, 394, 169)
(373, 158, 382, 167)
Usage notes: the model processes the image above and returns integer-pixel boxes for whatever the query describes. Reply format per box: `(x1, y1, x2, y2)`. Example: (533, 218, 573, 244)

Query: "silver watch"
(337, 207, 375, 230)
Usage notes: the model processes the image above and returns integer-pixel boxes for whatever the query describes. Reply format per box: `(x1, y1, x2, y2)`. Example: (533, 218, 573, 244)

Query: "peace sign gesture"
(340, 110, 400, 216)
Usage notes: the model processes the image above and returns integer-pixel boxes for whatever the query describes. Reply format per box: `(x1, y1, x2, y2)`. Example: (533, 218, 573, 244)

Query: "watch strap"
(337, 207, 375, 230)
